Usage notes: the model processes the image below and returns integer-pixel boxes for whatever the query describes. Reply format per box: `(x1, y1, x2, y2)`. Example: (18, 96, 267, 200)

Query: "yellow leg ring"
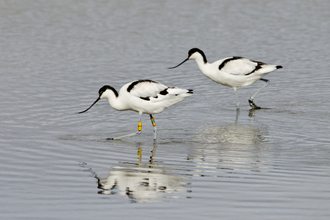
(138, 122, 142, 131)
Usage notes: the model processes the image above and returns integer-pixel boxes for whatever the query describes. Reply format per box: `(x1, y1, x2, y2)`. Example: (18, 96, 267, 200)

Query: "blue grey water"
(1, 0, 330, 219)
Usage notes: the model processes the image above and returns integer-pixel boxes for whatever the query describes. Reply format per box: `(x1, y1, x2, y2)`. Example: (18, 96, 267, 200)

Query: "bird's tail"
(167, 87, 193, 96)
(155, 87, 193, 109)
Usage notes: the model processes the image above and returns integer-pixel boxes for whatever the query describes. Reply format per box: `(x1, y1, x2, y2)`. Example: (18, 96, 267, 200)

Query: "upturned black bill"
(168, 58, 189, 69)
(77, 97, 100, 114)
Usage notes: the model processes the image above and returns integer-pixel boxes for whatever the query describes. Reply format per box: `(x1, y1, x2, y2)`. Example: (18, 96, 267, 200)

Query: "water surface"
(1, 0, 330, 219)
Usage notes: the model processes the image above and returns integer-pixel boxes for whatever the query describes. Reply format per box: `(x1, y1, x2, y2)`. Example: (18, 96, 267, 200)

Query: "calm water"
(1, 0, 330, 219)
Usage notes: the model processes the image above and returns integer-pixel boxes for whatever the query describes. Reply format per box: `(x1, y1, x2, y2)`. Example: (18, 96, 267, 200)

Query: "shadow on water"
(81, 142, 191, 203)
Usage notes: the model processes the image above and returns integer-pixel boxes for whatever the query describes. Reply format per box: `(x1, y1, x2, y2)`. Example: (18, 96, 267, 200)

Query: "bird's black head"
(188, 48, 202, 57)
(98, 85, 111, 97)
(98, 85, 118, 98)
(77, 85, 117, 114)
(168, 48, 207, 69)
(188, 48, 207, 63)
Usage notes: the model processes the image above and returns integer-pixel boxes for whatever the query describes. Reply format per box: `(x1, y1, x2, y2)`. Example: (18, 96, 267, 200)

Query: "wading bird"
(78, 80, 193, 140)
(169, 48, 282, 109)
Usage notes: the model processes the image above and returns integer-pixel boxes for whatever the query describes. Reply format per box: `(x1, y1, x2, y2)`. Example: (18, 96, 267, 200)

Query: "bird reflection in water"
(84, 142, 190, 203)
(221, 107, 268, 143)
(235, 107, 264, 123)
(190, 114, 271, 176)
(198, 119, 267, 144)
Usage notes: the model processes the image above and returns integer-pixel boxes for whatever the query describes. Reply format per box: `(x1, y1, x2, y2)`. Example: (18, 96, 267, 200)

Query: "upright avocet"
(169, 48, 282, 109)
(78, 80, 193, 140)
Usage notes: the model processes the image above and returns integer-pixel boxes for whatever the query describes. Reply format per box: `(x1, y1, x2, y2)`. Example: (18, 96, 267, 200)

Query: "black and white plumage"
(169, 48, 283, 109)
(78, 80, 193, 140)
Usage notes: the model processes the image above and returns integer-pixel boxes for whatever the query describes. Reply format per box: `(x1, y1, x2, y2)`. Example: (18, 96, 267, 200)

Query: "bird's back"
(118, 80, 192, 114)
(204, 57, 281, 88)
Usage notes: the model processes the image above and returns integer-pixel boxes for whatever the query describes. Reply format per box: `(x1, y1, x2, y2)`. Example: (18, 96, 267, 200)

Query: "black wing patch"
(139, 88, 192, 100)
(127, 79, 158, 93)
(140, 97, 150, 101)
(140, 88, 168, 100)
(245, 61, 265, 75)
(140, 95, 159, 101)
(218, 57, 243, 70)
(159, 89, 168, 95)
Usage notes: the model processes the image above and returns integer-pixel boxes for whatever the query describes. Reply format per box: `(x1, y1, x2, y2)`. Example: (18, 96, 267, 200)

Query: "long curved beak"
(77, 97, 100, 114)
(168, 57, 189, 69)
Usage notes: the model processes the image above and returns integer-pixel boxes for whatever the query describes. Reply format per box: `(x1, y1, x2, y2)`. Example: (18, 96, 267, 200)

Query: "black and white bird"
(78, 80, 193, 140)
(169, 48, 282, 109)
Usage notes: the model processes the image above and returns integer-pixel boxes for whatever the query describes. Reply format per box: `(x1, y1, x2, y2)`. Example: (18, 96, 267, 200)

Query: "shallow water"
(1, 0, 330, 219)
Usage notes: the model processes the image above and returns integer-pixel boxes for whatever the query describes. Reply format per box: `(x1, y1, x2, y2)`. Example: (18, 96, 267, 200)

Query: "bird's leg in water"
(107, 114, 143, 140)
(249, 78, 269, 109)
(150, 114, 157, 140)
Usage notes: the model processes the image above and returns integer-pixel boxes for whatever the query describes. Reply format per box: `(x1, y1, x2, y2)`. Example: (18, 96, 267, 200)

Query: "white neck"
(101, 89, 127, 111)
(190, 53, 212, 77)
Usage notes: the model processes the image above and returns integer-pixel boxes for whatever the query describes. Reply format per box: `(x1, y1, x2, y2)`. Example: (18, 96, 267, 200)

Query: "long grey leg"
(234, 88, 240, 109)
(107, 113, 143, 140)
(150, 115, 157, 140)
(249, 78, 269, 109)
(235, 108, 240, 124)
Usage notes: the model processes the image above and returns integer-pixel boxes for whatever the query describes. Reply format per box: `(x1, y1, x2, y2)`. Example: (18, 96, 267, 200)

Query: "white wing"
(218, 57, 265, 76)
(123, 80, 192, 114)
(127, 80, 167, 98)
